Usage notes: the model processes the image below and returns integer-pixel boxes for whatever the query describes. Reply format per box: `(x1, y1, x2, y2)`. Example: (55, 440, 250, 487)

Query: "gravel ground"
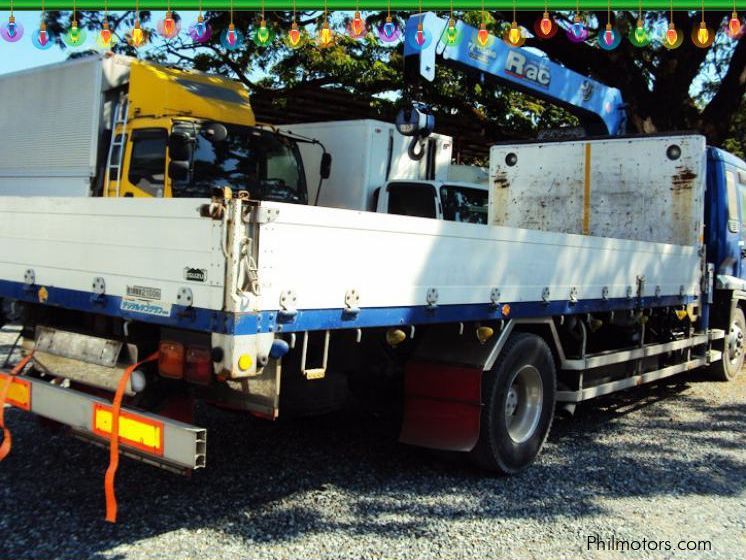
(0, 324, 744, 560)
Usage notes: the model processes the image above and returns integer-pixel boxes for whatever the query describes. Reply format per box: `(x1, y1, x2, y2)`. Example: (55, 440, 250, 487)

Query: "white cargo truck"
(0, 29, 743, 522)
(0, 132, 731, 483)
(281, 119, 488, 222)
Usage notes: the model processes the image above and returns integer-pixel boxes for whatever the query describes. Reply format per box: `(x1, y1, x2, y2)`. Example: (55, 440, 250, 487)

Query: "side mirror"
(168, 160, 190, 182)
(169, 132, 194, 162)
(320, 152, 332, 180)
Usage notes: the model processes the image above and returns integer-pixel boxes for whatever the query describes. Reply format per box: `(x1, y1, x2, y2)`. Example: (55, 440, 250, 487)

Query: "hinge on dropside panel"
(244, 206, 279, 225)
(637, 275, 646, 299)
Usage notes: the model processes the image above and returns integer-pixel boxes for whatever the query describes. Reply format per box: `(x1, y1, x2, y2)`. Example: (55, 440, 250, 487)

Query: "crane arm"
(403, 12, 626, 136)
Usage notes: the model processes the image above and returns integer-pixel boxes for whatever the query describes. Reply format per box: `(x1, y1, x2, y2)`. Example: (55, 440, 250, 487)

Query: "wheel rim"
(727, 321, 744, 366)
(504, 364, 544, 444)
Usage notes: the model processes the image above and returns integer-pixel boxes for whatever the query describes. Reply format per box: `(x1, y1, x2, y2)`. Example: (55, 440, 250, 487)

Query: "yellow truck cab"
(104, 58, 313, 202)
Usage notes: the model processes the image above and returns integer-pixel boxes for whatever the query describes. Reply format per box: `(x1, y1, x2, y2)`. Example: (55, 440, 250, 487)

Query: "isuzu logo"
(504, 51, 551, 88)
(184, 267, 207, 282)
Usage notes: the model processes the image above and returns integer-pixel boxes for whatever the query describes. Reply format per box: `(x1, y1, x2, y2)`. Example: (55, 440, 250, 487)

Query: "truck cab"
(103, 60, 311, 203)
(375, 180, 488, 224)
(705, 147, 746, 288)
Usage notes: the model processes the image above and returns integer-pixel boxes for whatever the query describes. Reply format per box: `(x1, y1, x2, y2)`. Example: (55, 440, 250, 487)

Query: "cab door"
(735, 169, 746, 279)
(105, 127, 169, 198)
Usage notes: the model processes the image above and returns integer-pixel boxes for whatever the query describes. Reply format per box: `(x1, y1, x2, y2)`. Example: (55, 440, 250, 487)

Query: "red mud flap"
(399, 360, 483, 452)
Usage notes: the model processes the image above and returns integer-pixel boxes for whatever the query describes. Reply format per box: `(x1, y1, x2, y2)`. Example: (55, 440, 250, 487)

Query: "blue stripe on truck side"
(0, 279, 697, 336)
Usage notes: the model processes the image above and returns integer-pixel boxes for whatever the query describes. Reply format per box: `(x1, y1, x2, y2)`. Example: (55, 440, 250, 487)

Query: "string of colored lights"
(2, 3, 744, 49)
(2, 1, 743, 7)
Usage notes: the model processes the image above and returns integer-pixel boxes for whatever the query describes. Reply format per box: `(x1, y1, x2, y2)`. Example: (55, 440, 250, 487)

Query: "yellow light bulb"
(697, 21, 709, 44)
(508, 22, 520, 45)
(132, 20, 144, 47)
(319, 21, 332, 46)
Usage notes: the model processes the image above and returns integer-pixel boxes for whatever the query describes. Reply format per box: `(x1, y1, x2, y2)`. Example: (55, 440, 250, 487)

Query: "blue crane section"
(403, 12, 627, 136)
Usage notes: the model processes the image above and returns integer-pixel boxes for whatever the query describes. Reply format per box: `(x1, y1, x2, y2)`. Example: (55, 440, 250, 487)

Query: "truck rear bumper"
(1, 371, 206, 471)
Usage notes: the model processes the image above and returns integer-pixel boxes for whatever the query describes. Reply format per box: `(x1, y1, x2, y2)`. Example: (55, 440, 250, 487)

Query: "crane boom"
(403, 12, 626, 136)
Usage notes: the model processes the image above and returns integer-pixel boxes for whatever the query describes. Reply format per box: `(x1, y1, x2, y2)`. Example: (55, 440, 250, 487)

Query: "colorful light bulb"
(383, 17, 395, 39)
(288, 21, 301, 47)
(507, 22, 521, 46)
(189, 14, 211, 43)
(32, 21, 53, 49)
(319, 20, 333, 47)
(666, 23, 678, 46)
(604, 23, 614, 45)
(254, 19, 271, 46)
(415, 22, 425, 46)
(132, 21, 145, 46)
(351, 11, 365, 37)
(70, 21, 80, 41)
(477, 22, 489, 47)
(445, 18, 458, 45)
(1, 14, 23, 42)
(38, 24, 48, 46)
(158, 10, 181, 39)
(540, 12, 552, 36)
(100, 21, 112, 46)
(228, 23, 238, 45)
(164, 12, 175, 35)
(697, 21, 709, 44)
(634, 20, 647, 43)
(729, 11, 741, 37)
(195, 17, 206, 37)
(572, 15, 584, 38)
(377, 15, 400, 43)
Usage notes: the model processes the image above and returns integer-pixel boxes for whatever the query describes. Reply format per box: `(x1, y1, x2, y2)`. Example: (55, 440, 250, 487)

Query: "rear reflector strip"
(0, 374, 31, 411)
(93, 403, 164, 456)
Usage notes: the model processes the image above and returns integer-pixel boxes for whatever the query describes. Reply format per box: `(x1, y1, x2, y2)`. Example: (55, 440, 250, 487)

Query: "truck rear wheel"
(470, 333, 556, 474)
(709, 307, 745, 381)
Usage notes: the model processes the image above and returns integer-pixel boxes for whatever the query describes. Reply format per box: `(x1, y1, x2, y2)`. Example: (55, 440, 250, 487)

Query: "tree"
(41, 9, 746, 157)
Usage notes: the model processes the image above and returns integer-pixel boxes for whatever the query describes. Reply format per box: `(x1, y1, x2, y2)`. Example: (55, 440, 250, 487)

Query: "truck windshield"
(172, 125, 307, 203)
(439, 185, 488, 224)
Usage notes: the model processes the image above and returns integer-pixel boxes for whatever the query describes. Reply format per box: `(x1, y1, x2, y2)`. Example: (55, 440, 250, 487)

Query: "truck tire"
(470, 333, 556, 474)
(709, 307, 745, 381)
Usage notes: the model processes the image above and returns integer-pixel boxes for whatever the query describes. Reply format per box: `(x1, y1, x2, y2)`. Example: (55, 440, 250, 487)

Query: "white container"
(280, 119, 453, 211)
(0, 55, 131, 196)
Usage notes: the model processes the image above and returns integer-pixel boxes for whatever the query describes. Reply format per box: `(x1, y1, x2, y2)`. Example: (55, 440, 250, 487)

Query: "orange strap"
(105, 351, 159, 523)
(0, 353, 35, 462)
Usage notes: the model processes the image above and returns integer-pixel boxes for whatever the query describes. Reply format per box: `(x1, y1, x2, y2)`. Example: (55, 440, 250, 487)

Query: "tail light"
(185, 346, 212, 385)
(158, 341, 185, 378)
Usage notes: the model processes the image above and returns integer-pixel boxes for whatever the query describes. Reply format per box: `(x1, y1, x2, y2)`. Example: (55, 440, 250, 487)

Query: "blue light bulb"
(383, 21, 395, 38)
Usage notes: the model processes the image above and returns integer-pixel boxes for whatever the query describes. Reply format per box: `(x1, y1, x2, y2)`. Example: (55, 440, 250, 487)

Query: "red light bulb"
(666, 23, 678, 46)
(288, 21, 301, 46)
(730, 12, 741, 37)
(352, 11, 364, 36)
(38, 23, 48, 46)
(477, 23, 489, 47)
(540, 12, 552, 36)
(227, 23, 237, 46)
(604, 24, 613, 46)
(164, 12, 175, 36)
(416, 22, 425, 46)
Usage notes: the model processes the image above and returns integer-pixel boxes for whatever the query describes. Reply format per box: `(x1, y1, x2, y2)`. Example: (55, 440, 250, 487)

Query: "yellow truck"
(0, 53, 326, 201)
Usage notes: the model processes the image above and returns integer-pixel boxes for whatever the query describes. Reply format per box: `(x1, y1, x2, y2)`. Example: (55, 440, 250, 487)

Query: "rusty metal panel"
(489, 135, 706, 245)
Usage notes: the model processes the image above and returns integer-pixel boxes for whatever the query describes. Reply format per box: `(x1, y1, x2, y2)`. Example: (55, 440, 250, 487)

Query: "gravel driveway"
(0, 325, 744, 560)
